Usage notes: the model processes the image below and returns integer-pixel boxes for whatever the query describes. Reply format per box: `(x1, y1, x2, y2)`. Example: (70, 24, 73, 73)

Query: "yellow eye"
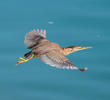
(70, 48, 72, 51)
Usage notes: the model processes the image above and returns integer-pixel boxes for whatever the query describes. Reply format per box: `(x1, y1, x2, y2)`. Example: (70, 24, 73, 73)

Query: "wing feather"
(40, 50, 79, 70)
(24, 29, 46, 49)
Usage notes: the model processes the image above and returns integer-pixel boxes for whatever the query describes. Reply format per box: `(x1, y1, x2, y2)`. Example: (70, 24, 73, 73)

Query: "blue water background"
(0, 0, 110, 100)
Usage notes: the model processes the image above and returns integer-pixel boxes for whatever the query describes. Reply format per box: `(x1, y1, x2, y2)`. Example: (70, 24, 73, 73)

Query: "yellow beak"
(79, 46, 92, 50)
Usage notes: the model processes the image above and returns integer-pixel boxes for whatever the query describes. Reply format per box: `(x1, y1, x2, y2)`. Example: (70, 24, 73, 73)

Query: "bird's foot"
(16, 57, 29, 65)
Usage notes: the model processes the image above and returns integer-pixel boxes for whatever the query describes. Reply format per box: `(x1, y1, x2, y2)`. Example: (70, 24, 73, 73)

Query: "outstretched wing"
(40, 50, 79, 70)
(24, 29, 47, 49)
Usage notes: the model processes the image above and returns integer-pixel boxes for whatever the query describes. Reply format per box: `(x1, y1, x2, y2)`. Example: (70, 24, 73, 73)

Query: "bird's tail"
(24, 51, 34, 59)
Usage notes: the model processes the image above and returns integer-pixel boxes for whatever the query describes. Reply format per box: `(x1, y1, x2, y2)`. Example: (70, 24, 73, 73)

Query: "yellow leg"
(16, 57, 30, 65)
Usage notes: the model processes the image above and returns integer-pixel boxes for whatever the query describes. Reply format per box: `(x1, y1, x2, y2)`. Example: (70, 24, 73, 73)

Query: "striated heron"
(16, 29, 92, 71)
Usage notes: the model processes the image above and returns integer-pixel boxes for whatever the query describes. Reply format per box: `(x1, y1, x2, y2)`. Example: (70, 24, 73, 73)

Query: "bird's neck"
(61, 48, 71, 56)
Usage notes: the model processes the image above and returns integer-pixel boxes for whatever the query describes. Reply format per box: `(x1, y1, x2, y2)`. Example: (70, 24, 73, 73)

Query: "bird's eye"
(70, 49, 72, 51)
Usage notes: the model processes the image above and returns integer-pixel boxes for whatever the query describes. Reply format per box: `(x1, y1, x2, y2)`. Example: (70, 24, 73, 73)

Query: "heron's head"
(63, 46, 92, 56)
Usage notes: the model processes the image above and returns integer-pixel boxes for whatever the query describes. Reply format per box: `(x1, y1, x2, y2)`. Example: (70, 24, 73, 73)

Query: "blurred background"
(0, 0, 110, 100)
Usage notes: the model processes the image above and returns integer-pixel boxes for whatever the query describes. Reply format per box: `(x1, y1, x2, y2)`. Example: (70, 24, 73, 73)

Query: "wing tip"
(27, 29, 46, 36)
(79, 67, 88, 72)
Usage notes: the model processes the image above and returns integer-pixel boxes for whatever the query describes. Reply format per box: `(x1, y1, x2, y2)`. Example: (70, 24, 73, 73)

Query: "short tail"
(24, 51, 34, 59)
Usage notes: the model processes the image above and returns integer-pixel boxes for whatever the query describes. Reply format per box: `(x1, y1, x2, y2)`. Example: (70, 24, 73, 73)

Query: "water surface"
(0, 0, 110, 100)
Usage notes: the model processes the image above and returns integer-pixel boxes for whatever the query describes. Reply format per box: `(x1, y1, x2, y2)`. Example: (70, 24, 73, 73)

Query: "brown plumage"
(16, 29, 92, 71)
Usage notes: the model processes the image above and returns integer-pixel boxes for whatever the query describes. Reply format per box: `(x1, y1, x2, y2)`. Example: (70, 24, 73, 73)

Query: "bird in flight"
(16, 29, 92, 71)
